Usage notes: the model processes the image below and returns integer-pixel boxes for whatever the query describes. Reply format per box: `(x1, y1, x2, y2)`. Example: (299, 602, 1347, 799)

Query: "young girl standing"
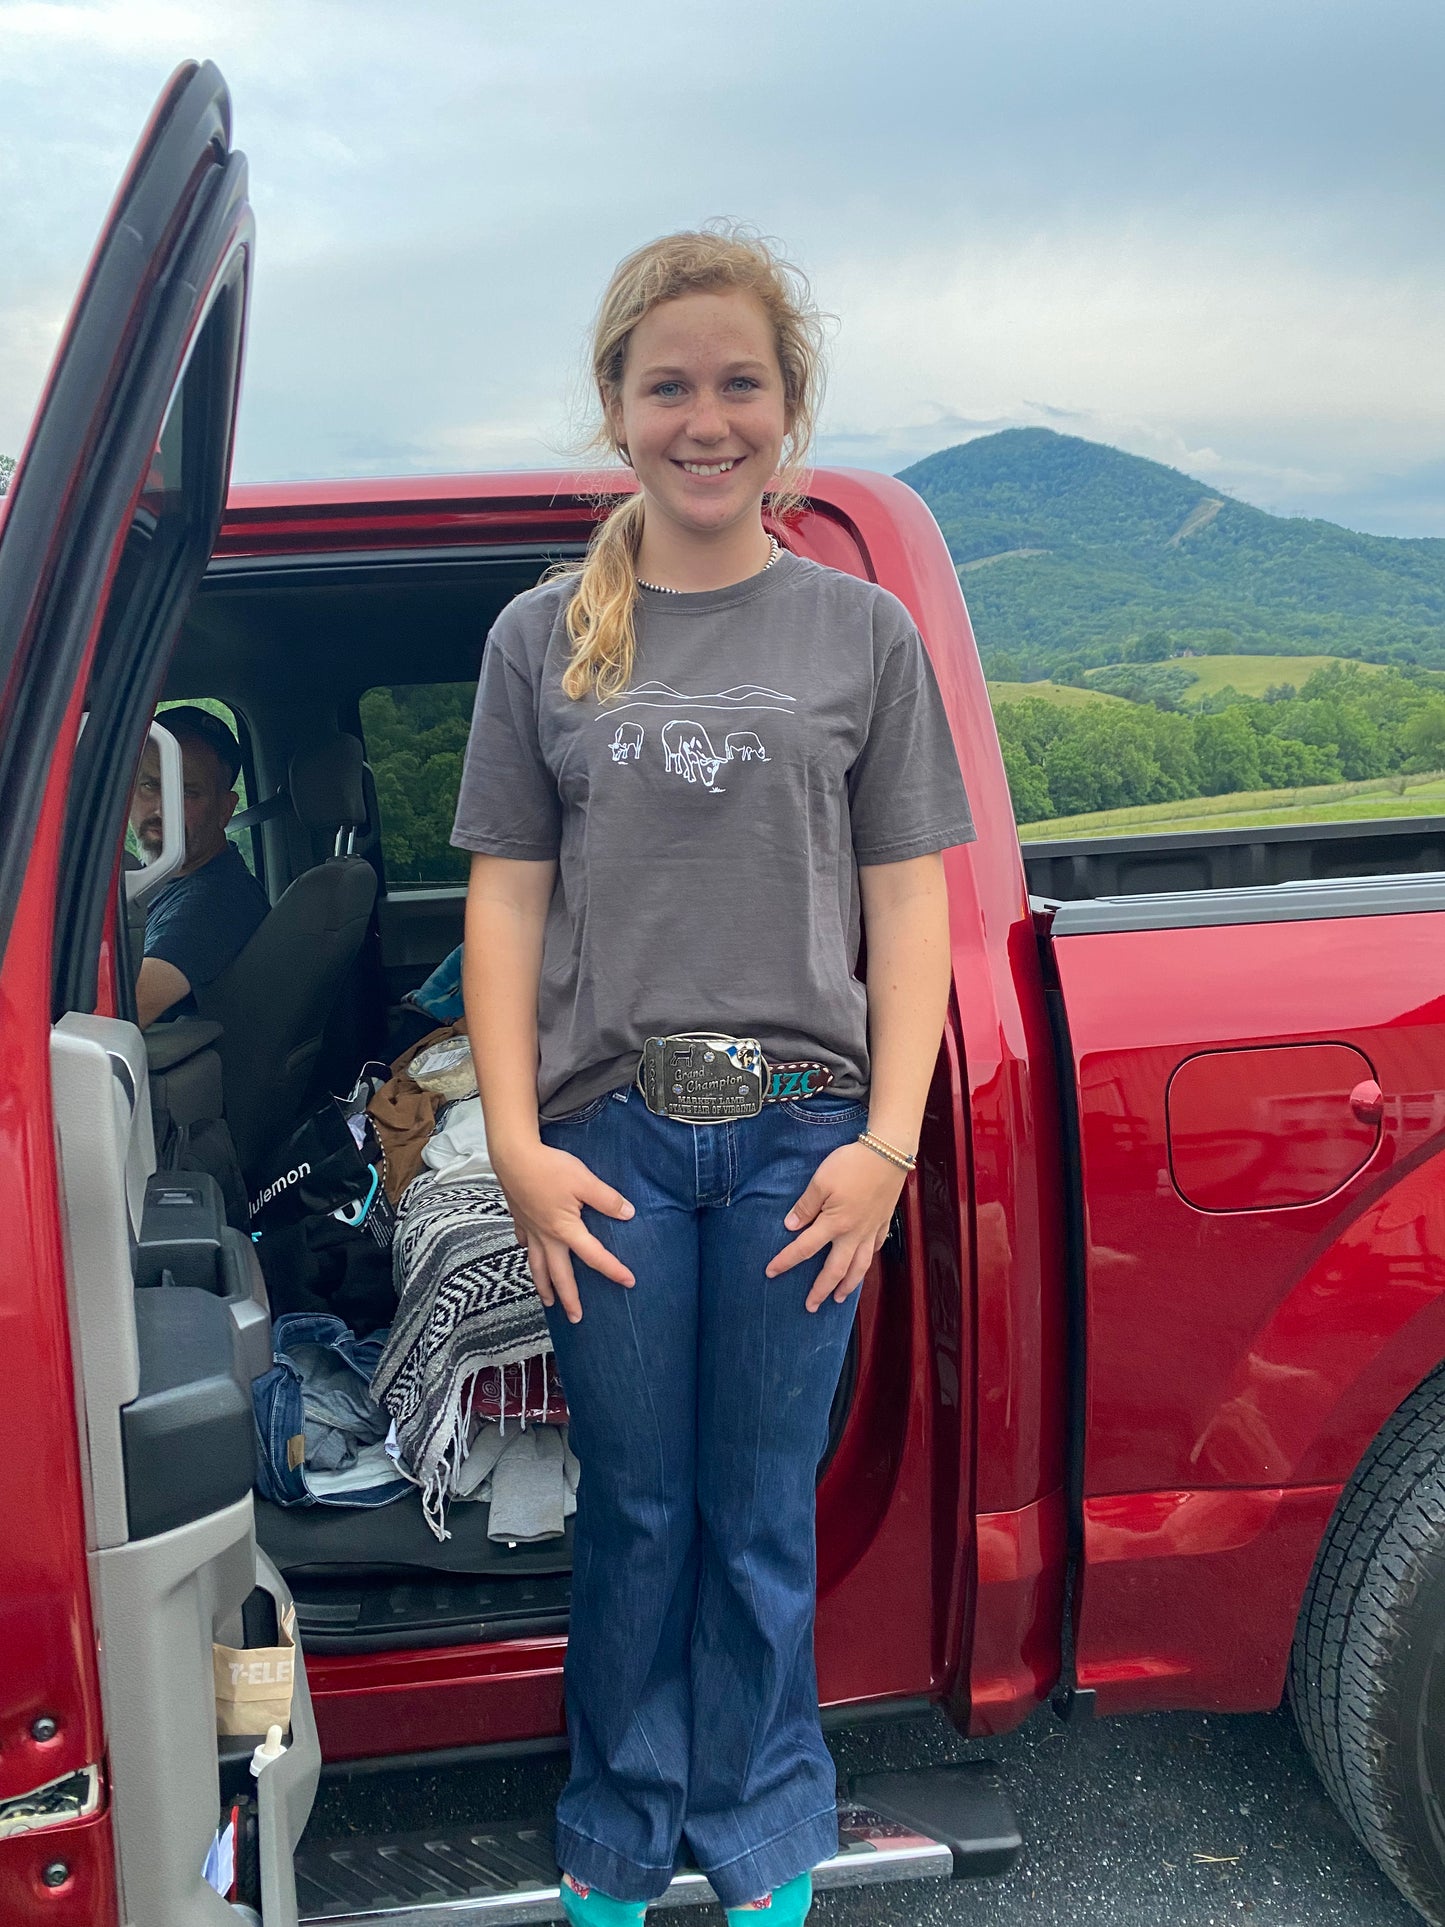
(452, 228, 974, 1927)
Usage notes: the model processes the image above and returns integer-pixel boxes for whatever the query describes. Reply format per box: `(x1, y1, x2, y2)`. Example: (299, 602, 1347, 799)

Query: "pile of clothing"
(252, 952, 575, 1545)
(253, 1315, 407, 1509)
(371, 1151, 576, 1542)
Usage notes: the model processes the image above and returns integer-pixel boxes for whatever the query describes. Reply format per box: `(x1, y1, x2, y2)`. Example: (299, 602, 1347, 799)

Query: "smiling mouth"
(675, 457, 741, 477)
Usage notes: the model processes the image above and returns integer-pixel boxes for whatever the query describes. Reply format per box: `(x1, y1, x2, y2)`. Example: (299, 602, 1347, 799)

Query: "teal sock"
(559, 1872, 649, 1927)
(725, 1870, 813, 1927)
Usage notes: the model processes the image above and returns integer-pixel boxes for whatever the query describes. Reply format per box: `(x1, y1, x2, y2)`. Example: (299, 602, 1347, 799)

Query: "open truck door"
(0, 62, 320, 1925)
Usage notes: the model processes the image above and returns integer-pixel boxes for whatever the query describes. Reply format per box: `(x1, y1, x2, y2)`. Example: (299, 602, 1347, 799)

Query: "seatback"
(196, 735, 378, 1174)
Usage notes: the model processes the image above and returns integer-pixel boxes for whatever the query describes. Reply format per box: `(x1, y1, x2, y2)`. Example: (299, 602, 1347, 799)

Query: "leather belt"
(636, 1032, 834, 1122)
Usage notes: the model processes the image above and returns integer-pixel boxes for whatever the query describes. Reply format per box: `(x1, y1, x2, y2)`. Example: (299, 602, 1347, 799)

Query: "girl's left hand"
(766, 1141, 907, 1311)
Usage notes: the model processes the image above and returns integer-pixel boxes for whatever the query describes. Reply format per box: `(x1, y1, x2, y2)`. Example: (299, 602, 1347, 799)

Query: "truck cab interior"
(152, 551, 553, 1156)
(139, 549, 583, 1653)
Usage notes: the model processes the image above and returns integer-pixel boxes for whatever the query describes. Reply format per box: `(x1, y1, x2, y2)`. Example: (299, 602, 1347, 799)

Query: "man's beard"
(136, 818, 163, 858)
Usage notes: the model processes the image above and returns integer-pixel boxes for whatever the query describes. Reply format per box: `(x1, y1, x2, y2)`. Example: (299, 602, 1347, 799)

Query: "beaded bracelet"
(856, 1129, 917, 1173)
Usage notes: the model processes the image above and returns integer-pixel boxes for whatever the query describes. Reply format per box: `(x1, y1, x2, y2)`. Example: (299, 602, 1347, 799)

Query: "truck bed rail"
(1021, 814, 1445, 905)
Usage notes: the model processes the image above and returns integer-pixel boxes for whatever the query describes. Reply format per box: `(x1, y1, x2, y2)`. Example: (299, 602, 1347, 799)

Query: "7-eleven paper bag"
(213, 1603, 297, 1737)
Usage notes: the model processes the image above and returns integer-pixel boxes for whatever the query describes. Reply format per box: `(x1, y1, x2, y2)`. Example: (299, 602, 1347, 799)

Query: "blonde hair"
(555, 224, 827, 703)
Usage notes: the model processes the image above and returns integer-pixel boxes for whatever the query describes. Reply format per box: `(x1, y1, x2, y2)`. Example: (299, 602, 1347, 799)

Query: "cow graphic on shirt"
(662, 719, 729, 790)
(724, 730, 768, 763)
(609, 722, 644, 764)
(601, 681, 793, 794)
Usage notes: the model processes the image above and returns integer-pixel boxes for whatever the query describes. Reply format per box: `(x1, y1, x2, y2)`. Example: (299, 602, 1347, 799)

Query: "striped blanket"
(370, 1175, 550, 1538)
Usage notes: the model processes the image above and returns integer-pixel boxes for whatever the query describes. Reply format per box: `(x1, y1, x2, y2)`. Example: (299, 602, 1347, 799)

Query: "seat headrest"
(289, 734, 365, 833)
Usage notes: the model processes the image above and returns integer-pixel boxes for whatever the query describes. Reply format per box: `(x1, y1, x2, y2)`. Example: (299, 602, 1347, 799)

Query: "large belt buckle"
(640, 1033, 765, 1122)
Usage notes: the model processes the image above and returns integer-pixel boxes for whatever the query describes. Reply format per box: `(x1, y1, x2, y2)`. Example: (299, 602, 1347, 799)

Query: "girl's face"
(610, 289, 789, 541)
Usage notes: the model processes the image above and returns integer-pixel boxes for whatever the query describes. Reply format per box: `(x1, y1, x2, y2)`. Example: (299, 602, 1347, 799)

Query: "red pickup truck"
(6, 62, 1445, 1927)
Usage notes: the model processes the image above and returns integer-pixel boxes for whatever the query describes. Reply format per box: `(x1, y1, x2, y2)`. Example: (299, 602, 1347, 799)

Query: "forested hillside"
(899, 429, 1445, 674)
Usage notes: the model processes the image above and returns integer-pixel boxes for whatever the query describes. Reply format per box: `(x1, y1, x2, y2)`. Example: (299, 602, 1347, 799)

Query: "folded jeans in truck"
(287, 1341, 389, 1470)
(252, 1312, 410, 1509)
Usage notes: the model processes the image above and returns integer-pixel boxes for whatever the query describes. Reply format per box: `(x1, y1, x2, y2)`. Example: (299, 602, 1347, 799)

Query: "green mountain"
(897, 429, 1445, 674)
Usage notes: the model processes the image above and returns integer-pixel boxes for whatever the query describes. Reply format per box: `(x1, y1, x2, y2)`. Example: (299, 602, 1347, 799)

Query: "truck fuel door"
(1166, 1041, 1383, 1212)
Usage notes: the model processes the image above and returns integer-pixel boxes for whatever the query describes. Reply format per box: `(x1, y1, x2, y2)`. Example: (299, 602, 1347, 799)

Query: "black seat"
(196, 735, 378, 1174)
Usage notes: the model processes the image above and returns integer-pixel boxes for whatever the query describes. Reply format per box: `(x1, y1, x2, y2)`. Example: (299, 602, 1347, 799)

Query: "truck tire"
(1290, 1365, 1445, 1923)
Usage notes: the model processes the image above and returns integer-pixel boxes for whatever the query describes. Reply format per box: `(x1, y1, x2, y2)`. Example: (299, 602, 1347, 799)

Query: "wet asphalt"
(308, 1702, 1422, 1925)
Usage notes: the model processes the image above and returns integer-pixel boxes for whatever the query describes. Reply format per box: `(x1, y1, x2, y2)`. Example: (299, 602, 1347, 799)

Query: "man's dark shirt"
(144, 841, 269, 1019)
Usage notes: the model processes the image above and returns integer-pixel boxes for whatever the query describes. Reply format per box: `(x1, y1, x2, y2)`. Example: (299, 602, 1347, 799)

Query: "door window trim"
(51, 245, 250, 1018)
(0, 63, 248, 980)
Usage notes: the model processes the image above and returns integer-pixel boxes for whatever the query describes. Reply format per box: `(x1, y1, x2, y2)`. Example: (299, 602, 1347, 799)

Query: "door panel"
(50, 1018, 149, 1553)
(93, 1494, 255, 1924)
(53, 1015, 320, 1925)
(253, 1555, 322, 1926)
(1054, 909, 1445, 1496)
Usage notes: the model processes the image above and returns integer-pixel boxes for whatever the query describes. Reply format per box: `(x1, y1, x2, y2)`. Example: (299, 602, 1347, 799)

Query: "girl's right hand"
(492, 1140, 636, 1324)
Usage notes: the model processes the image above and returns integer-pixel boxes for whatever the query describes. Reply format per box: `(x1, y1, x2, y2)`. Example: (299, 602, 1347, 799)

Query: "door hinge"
(0, 1764, 102, 1839)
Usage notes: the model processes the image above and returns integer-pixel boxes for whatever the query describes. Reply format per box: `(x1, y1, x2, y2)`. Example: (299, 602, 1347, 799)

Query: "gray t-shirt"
(451, 550, 975, 1119)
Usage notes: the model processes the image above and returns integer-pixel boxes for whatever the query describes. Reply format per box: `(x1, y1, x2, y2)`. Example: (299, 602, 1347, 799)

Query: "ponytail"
(557, 493, 646, 704)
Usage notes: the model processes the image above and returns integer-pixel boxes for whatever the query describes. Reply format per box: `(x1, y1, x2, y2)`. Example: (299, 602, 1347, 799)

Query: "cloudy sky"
(2, 0, 1442, 534)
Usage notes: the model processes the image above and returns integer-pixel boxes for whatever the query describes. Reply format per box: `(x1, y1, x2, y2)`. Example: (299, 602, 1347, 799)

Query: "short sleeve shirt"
(143, 840, 270, 1018)
(451, 550, 975, 1118)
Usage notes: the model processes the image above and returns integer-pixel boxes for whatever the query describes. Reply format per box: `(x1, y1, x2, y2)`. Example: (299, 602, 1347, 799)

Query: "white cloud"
(813, 228, 1445, 524)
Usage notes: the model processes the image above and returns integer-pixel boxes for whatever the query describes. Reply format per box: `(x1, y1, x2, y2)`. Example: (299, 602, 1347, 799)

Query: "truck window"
(359, 682, 474, 887)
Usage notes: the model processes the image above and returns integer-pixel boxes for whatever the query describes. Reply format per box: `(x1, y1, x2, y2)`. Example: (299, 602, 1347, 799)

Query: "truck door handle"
(1350, 1079, 1384, 1125)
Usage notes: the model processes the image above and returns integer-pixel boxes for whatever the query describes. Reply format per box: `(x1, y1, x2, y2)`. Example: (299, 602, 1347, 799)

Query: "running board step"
(847, 1762, 1021, 1876)
(296, 1770, 1018, 1923)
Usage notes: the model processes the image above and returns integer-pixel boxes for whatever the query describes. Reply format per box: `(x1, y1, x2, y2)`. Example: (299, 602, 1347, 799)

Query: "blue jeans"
(539, 1084, 868, 1907)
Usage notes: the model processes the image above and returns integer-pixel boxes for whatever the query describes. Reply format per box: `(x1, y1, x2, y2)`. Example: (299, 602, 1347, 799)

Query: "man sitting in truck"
(130, 706, 269, 1028)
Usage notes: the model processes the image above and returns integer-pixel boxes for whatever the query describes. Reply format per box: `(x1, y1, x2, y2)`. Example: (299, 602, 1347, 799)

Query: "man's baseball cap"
(155, 705, 243, 787)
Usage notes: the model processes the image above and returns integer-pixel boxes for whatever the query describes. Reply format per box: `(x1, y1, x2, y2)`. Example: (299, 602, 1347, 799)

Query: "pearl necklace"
(637, 536, 781, 594)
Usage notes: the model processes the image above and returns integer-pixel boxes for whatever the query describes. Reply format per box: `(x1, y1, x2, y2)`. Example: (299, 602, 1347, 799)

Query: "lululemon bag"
(248, 1083, 395, 1247)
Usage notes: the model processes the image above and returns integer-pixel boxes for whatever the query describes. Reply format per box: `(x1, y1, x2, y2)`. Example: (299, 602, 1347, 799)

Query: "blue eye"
(728, 376, 760, 392)
(653, 381, 684, 398)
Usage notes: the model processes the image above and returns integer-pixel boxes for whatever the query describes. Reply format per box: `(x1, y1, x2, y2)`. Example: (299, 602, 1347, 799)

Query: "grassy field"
(1172, 653, 1389, 701)
(989, 655, 1396, 710)
(986, 679, 1126, 707)
(1016, 771, 1445, 841)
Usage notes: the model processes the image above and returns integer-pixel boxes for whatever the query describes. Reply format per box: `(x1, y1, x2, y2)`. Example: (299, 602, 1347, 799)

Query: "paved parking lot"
(310, 1703, 1420, 1925)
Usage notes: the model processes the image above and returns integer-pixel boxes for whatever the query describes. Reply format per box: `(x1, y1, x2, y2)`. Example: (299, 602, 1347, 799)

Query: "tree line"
(995, 662, 1445, 823)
